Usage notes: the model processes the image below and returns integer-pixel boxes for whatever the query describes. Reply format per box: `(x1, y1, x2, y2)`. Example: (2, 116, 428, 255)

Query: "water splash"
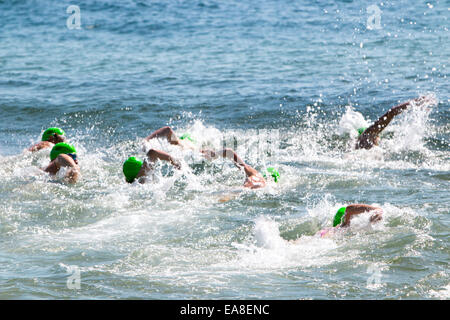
(338, 105, 370, 137)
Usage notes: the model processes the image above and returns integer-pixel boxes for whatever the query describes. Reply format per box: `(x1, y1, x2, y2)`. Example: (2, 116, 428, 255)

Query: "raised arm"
(144, 126, 197, 151)
(145, 126, 181, 145)
(28, 141, 54, 152)
(356, 96, 425, 149)
(341, 204, 382, 227)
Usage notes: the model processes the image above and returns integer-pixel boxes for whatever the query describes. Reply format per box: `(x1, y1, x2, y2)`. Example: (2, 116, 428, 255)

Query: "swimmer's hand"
(64, 168, 80, 184)
(369, 210, 383, 223)
(413, 95, 437, 108)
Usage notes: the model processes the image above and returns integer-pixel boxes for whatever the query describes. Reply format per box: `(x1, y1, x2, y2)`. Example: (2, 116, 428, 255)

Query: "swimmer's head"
(179, 133, 195, 143)
(333, 207, 346, 227)
(42, 127, 66, 143)
(263, 167, 280, 183)
(357, 127, 367, 137)
(357, 127, 381, 146)
(123, 156, 144, 183)
(50, 142, 77, 161)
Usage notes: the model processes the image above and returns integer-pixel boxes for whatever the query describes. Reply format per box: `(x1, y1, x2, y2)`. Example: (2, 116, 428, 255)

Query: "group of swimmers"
(26, 96, 429, 237)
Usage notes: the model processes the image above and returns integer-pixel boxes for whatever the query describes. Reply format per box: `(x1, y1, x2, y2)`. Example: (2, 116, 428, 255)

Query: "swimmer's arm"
(43, 160, 58, 175)
(202, 148, 265, 188)
(144, 126, 181, 145)
(44, 154, 80, 183)
(28, 141, 54, 152)
(341, 204, 382, 227)
(202, 148, 263, 180)
(44, 154, 76, 173)
(144, 126, 196, 150)
(243, 164, 261, 179)
(200, 149, 219, 160)
(201, 148, 246, 169)
(28, 133, 66, 152)
(219, 149, 262, 179)
(146, 148, 181, 169)
(362, 97, 424, 138)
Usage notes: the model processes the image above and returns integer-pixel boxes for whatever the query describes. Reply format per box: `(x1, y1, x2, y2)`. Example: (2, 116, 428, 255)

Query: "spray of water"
(0, 93, 446, 298)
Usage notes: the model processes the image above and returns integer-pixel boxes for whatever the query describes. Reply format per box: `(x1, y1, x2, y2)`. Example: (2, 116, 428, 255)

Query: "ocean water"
(0, 0, 449, 299)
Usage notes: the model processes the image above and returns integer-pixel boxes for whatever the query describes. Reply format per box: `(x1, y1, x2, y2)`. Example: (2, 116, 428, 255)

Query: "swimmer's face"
(49, 133, 66, 144)
(136, 160, 153, 180)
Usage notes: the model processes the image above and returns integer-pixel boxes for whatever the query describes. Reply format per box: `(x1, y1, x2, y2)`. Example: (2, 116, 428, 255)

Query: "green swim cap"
(50, 142, 76, 161)
(42, 127, 65, 141)
(333, 207, 347, 227)
(123, 157, 144, 183)
(263, 167, 280, 183)
(357, 127, 367, 136)
(179, 133, 195, 143)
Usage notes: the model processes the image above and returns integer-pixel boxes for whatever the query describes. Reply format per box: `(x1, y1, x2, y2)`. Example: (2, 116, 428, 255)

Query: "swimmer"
(200, 148, 267, 189)
(123, 148, 181, 183)
(43, 142, 80, 183)
(133, 126, 279, 188)
(316, 204, 383, 238)
(123, 146, 271, 189)
(28, 127, 66, 152)
(356, 96, 431, 149)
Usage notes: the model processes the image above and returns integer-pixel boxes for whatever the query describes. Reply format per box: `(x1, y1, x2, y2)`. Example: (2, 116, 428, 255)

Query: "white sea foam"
(0, 96, 446, 299)
(338, 105, 370, 137)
